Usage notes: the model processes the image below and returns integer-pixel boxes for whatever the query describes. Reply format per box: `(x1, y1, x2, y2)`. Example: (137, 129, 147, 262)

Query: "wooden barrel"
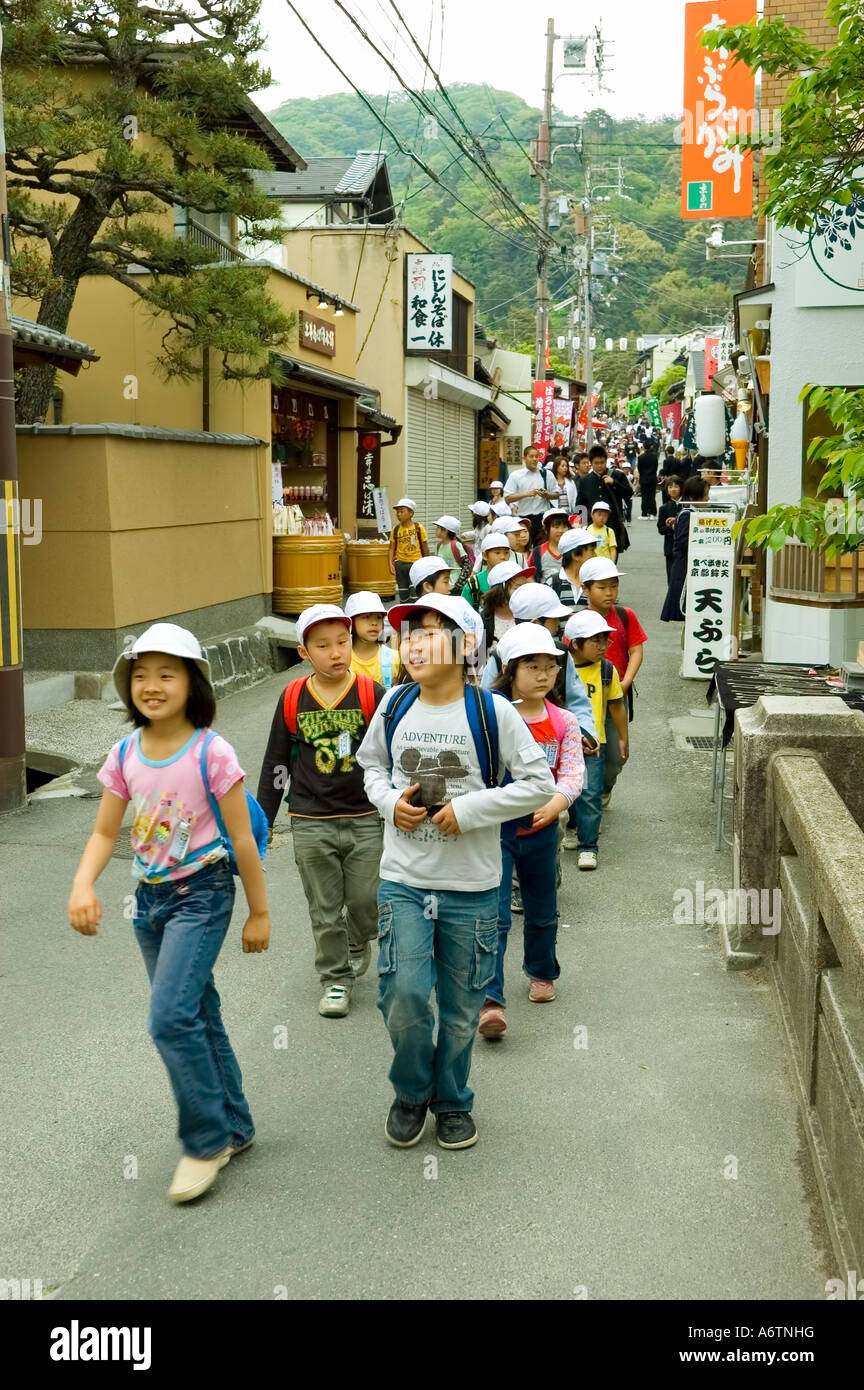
(344, 540, 396, 597)
(272, 533, 344, 614)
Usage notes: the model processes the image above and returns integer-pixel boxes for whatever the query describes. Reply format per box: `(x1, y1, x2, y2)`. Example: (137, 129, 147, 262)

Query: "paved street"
(1, 519, 832, 1301)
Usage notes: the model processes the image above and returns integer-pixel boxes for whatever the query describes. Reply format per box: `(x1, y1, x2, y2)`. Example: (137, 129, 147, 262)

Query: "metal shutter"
(406, 390, 478, 532)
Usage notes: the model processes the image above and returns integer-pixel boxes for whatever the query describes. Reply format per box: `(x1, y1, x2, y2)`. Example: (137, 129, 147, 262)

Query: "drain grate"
(683, 735, 717, 750)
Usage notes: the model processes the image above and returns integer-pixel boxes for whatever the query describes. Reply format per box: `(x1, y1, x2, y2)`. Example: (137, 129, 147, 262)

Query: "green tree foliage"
(3, 0, 295, 422)
(648, 363, 686, 404)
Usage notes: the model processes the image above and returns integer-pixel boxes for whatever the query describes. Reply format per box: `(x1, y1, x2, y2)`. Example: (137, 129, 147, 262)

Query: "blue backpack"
(382, 682, 502, 788)
(118, 730, 268, 876)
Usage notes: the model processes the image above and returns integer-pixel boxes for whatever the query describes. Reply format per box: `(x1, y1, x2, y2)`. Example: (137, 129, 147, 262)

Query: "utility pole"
(534, 17, 555, 380)
(0, 23, 26, 815)
(582, 166, 594, 448)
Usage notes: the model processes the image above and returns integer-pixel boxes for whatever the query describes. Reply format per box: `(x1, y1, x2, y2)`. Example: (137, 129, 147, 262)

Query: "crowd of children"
(67, 471, 651, 1197)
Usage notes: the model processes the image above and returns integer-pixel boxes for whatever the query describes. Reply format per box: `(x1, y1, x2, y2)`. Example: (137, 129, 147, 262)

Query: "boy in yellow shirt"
(561, 610, 627, 869)
(346, 592, 398, 690)
(388, 497, 429, 600)
(587, 501, 618, 561)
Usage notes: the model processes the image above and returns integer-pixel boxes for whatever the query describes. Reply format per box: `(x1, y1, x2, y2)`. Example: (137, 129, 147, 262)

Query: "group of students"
(66, 452, 648, 1202)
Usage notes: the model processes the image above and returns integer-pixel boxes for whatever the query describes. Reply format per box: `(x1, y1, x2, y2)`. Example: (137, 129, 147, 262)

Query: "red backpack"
(282, 672, 378, 732)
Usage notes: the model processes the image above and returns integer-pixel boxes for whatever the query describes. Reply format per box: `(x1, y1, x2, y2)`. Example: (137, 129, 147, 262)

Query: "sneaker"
(349, 941, 372, 977)
(478, 1004, 507, 1038)
(436, 1112, 478, 1149)
(563, 829, 580, 851)
(318, 984, 351, 1017)
(168, 1151, 231, 1203)
(511, 890, 523, 915)
(529, 979, 556, 1002)
(385, 1100, 428, 1147)
(577, 850, 598, 870)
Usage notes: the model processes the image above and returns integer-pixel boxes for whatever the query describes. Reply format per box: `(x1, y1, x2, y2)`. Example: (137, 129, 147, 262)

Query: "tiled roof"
(11, 316, 97, 361)
(15, 423, 264, 445)
(251, 151, 385, 199)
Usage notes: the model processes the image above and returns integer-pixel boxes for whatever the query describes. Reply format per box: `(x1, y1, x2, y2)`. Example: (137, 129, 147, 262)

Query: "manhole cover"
(683, 736, 717, 750)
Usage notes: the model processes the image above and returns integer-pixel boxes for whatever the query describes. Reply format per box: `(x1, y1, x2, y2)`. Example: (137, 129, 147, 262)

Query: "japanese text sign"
(405, 254, 453, 352)
(682, 507, 737, 678)
(356, 432, 381, 521)
(299, 312, 336, 357)
(681, 1, 756, 221)
(532, 381, 556, 462)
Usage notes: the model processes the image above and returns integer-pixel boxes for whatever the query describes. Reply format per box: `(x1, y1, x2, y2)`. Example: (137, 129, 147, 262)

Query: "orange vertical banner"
(681, 0, 756, 221)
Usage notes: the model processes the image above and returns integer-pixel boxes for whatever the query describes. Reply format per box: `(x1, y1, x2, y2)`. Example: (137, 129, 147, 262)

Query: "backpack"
(611, 607, 636, 722)
(282, 671, 378, 734)
(381, 681, 502, 788)
(118, 731, 268, 878)
(448, 538, 474, 593)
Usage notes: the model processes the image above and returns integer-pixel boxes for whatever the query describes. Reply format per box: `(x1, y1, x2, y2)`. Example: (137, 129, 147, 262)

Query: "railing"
(184, 218, 246, 263)
(770, 540, 864, 606)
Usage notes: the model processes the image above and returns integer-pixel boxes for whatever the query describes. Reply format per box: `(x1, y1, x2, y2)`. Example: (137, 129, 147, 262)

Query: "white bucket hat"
(395, 497, 417, 510)
(509, 583, 570, 621)
(436, 514, 463, 535)
(387, 593, 480, 637)
(469, 500, 491, 517)
(564, 610, 614, 642)
(579, 558, 626, 584)
(559, 528, 598, 556)
(112, 622, 211, 703)
(590, 500, 611, 513)
(344, 591, 387, 619)
(486, 560, 532, 588)
(490, 515, 523, 534)
(489, 480, 504, 491)
(490, 500, 512, 517)
(496, 623, 563, 665)
(409, 555, 449, 587)
(296, 603, 351, 647)
(481, 532, 512, 554)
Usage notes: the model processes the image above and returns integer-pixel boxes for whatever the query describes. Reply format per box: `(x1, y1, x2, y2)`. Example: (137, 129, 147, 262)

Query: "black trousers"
(639, 472, 657, 517)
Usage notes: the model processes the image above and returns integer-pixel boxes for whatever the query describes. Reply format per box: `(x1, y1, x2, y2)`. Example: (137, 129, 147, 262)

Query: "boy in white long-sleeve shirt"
(357, 594, 555, 1151)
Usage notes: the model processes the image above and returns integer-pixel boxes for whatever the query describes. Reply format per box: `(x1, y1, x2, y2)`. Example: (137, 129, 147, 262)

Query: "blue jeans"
(376, 881, 499, 1113)
(603, 710, 623, 794)
(489, 820, 560, 1006)
(133, 860, 254, 1159)
(568, 747, 605, 852)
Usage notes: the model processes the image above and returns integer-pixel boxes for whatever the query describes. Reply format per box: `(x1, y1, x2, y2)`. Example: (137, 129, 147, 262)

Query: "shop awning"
(272, 353, 381, 404)
(482, 399, 511, 428)
(12, 315, 99, 374)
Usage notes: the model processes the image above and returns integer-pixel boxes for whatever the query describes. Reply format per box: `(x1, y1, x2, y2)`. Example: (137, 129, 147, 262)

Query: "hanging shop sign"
(299, 311, 336, 357)
(478, 438, 501, 490)
(703, 336, 721, 389)
(532, 380, 556, 461)
(646, 397, 663, 430)
(405, 253, 453, 352)
(551, 399, 574, 451)
(356, 432, 381, 521)
(680, 0, 756, 221)
(660, 402, 683, 438)
(271, 387, 336, 430)
(503, 436, 523, 471)
(372, 486, 392, 536)
(682, 508, 737, 678)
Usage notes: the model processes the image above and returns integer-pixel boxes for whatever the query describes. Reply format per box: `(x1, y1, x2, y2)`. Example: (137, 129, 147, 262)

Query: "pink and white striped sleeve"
(555, 709, 585, 805)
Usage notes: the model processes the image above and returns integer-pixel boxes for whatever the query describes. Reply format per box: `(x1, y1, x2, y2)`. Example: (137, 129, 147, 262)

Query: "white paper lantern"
(619, 337, 627, 350)
(557, 335, 567, 350)
(605, 337, 613, 351)
(589, 336, 596, 349)
(694, 393, 726, 456)
(572, 335, 581, 348)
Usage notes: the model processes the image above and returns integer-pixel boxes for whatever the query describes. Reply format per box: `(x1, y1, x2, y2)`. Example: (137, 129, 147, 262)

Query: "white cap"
(296, 603, 351, 647)
(491, 500, 512, 517)
(509, 583, 570, 621)
(590, 500, 611, 513)
(496, 623, 563, 665)
(469, 500, 491, 516)
(344, 591, 387, 619)
(481, 532, 512, 554)
(409, 555, 449, 588)
(112, 622, 211, 703)
(436, 514, 462, 535)
(395, 496, 417, 511)
(387, 592, 481, 637)
(559, 528, 598, 556)
(564, 610, 614, 641)
(579, 557, 625, 584)
(487, 560, 531, 588)
(542, 507, 570, 523)
(490, 515, 523, 534)
(489, 479, 504, 490)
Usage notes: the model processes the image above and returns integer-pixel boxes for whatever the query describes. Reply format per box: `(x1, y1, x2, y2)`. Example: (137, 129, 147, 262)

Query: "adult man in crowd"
(637, 440, 659, 519)
(503, 444, 558, 546)
(576, 444, 632, 552)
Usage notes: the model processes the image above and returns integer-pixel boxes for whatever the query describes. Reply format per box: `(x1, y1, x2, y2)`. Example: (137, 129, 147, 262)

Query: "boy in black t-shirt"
(257, 604, 384, 1018)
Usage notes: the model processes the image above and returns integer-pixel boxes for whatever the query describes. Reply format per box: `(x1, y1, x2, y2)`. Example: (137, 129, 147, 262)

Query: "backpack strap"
(531, 544, 543, 574)
(544, 698, 567, 752)
(614, 604, 630, 645)
(282, 676, 309, 733)
(465, 684, 500, 789)
(601, 657, 614, 688)
(382, 682, 423, 764)
(355, 671, 377, 726)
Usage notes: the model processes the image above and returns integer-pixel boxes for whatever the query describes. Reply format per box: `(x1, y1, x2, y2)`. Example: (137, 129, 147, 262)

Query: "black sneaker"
(435, 1112, 478, 1149)
(385, 1100, 428, 1148)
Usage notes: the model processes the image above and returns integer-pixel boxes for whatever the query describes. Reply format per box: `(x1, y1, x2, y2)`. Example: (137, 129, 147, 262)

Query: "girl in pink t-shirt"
(67, 623, 270, 1205)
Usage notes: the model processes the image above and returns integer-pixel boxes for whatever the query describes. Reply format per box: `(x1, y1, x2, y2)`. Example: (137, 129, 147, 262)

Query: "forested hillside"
(268, 85, 754, 395)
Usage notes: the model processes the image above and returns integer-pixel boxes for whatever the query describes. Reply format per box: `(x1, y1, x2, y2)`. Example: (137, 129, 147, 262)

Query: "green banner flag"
(647, 398, 662, 429)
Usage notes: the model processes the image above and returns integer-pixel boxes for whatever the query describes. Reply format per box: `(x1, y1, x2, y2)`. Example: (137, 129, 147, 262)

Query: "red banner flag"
(532, 380, 556, 462)
(704, 336, 720, 389)
(660, 402, 683, 438)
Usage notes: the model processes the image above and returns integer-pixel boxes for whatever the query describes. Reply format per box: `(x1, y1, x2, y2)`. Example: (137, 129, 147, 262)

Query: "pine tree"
(3, 0, 296, 422)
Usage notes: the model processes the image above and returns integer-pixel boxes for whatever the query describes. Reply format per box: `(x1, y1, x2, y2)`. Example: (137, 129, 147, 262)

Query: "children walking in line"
(531, 506, 571, 581)
(346, 591, 398, 690)
(579, 557, 646, 806)
(544, 528, 598, 614)
(410, 555, 452, 597)
(256, 604, 384, 1019)
(357, 593, 555, 1151)
(388, 498, 429, 602)
(462, 532, 511, 609)
(68, 622, 270, 1204)
(587, 501, 618, 561)
(480, 624, 584, 1036)
(561, 610, 627, 869)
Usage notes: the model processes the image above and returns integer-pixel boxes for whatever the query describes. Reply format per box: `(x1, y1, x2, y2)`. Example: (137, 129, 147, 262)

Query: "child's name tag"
(337, 730, 353, 758)
(543, 741, 559, 767)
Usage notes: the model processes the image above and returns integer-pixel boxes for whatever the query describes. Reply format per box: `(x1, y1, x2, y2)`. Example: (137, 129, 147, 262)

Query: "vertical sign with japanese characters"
(405, 253, 453, 352)
(356, 432, 381, 521)
(532, 381, 555, 462)
(682, 508, 737, 678)
(681, 1, 756, 221)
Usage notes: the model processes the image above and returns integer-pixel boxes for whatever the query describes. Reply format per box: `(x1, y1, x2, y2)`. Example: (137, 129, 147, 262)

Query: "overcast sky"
(257, 0, 691, 123)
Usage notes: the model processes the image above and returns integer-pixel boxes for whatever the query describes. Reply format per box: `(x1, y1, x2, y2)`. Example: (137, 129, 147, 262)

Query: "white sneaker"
(577, 850, 598, 870)
(168, 1151, 231, 1203)
(318, 984, 351, 1017)
(563, 829, 580, 851)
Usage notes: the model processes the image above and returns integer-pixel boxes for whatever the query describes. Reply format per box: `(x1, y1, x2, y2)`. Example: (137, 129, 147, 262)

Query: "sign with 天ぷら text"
(405, 254, 453, 352)
(682, 508, 737, 678)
